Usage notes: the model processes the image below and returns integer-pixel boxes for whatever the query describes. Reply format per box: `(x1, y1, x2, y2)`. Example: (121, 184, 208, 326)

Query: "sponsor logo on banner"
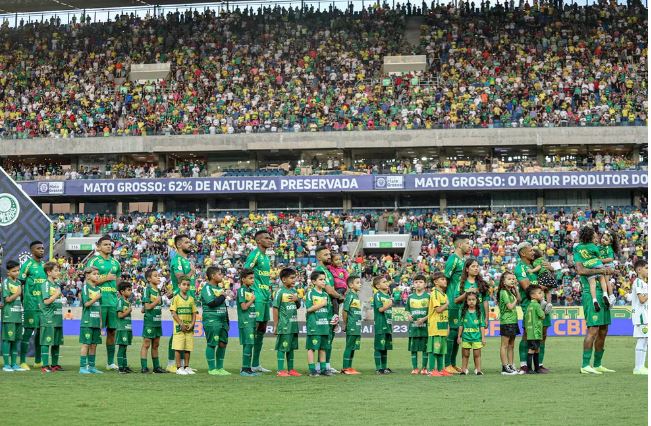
(37, 181, 65, 195)
(374, 175, 404, 190)
(0, 193, 20, 226)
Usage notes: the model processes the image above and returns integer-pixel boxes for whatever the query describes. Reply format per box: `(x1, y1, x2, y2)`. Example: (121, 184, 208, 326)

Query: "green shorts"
(582, 292, 612, 327)
(116, 330, 133, 346)
(2, 322, 23, 342)
(23, 310, 40, 329)
(101, 306, 118, 330)
(374, 333, 393, 351)
(79, 327, 102, 345)
(305, 335, 330, 351)
(239, 327, 255, 346)
(408, 336, 428, 352)
(142, 325, 163, 339)
(427, 336, 448, 355)
(39, 326, 63, 346)
(275, 333, 299, 352)
(205, 323, 229, 346)
(344, 335, 361, 351)
(255, 301, 270, 322)
(462, 341, 483, 350)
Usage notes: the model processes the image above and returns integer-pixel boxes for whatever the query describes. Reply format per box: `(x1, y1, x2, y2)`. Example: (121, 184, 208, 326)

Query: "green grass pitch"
(0, 337, 646, 425)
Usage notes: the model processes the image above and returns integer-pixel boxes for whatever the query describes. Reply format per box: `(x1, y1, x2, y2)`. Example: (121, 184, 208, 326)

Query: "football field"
(0, 336, 646, 425)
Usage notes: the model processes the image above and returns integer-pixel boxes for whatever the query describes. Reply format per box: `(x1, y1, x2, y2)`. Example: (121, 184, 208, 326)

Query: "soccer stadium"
(0, 0, 647, 424)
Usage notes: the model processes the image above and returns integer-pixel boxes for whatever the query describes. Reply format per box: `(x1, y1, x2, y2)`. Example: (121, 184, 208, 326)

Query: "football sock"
(533, 352, 540, 372)
(428, 353, 436, 370)
(34, 330, 42, 363)
(347, 350, 354, 369)
(308, 363, 316, 373)
(89, 355, 96, 368)
(539, 342, 546, 365)
(286, 351, 294, 370)
(206, 346, 216, 371)
(277, 351, 285, 371)
(326, 347, 332, 364)
(319, 362, 327, 372)
(252, 331, 264, 367)
(343, 345, 353, 369)
(635, 338, 647, 369)
(52, 346, 60, 366)
(107, 344, 116, 365)
(374, 350, 382, 370)
(582, 349, 592, 368)
(2, 341, 10, 366)
(519, 339, 528, 365)
(10, 342, 17, 366)
(152, 357, 160, 369)
(117, 345, 127, 368)
(167, 339, 175, 365)
(380, 350, 388, 369)
(141, 358, 148, 369)
(437, 354, 445, 371)
(216, 346, 226, 369)
(20, 328, 32, 364)
(421, 352, 428, 369)
(411, 352, 418, 369)
(80, 355, 87, 369)
(526, 353, 533, 371)
(242, 344, 253, 369)
(40, 346, 49, 367)
(445, 328, 458, 366)
(593, 350, 604, 368)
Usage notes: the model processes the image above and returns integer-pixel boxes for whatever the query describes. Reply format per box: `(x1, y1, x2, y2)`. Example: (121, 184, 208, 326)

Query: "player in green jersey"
(116, 282, 134, 374)
(575, 227, 616, 375)
(202, 266, 231, 376)
(140, 268, 167, 374)
(243, 230, 274, 373)
(443, 234, 471, 374)
(514, 242, 552, 373)
(2, 260, 25, 372)
(79, 267, 103, 374)
(457, 292, 485, 375)
(305, 270, 334, 377)
(524, 286, 545, 374)
(372, 276, 393, 375)
(167, 234, 197, 372)
(273, 268, 302, 377)
(86, 235, 122, 370)
(406, 275, 429, 375)
(237, 269, 258, 376)
(341, 275, 362, 375)
(314, 246, 344, 374)
(39, 262, 64, 373)
(17, 240, 47, 369)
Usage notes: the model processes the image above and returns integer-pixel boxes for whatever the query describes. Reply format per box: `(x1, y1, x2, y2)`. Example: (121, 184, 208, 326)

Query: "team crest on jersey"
(214, 336, 219, 341)
(122, 337, 127, 342)
(29, 318, 34, 324)
(46, 336, 52, 342)
(249, 333, 254, 339)
(8, 330, 13, 337)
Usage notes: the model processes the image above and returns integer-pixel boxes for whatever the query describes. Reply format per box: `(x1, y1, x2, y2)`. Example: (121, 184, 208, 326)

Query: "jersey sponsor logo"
(0, 193, 20, 226)
(7, 330, 13, 337)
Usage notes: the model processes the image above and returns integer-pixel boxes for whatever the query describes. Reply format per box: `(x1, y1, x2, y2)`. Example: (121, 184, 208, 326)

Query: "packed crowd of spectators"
(0, 0, 646, 140)
(3, 149, 644, 182)
(50, 207, 647, 308)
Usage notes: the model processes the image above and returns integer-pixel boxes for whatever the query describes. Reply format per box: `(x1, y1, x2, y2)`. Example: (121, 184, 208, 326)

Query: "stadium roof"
(0, 1, 221, 13)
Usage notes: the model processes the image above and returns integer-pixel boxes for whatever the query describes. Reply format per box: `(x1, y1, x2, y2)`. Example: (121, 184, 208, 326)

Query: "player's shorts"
(448, 308, 460, 329)
(239, 327, 255, 346)
(582, 292, 611, 327)
(461, 341, 483, 350)
(374, 333, 393, 351)
(116, 330, 133, 346)
(205, 323, 229, 346)
(633, 324, 648, 338)
(305, 334, 330, 351)
(39, 326, 63, 346)
(23, 310, 40, 329)
(344, 335, 361, 351)
(255, 301, 270, 322)
(527, 339, 541, 351)
(172, 331, 193, 351)
(427, 336, 448, 355)
(79, 327, 102, 345)
(275, 333, 299, 352)
(408, 336, 428, 352)
(101, 306, 118, 329)
(2, 322, 23, 342)
(499, 323, 520, 337)
(142, 325, 163, 339)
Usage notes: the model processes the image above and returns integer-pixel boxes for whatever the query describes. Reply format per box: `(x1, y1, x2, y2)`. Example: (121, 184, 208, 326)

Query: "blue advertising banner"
(19, 171, 648, 197)
(60, 318, 633, 338)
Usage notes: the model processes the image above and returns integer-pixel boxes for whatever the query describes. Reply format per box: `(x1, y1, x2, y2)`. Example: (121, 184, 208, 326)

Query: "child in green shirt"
(524, 286, 546, 374)
(116, 281, 134, 374)
(79, 267, 102, 374)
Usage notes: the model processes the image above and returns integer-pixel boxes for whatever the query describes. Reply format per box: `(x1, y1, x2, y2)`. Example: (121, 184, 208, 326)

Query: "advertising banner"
(20, 171, 647, 197)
